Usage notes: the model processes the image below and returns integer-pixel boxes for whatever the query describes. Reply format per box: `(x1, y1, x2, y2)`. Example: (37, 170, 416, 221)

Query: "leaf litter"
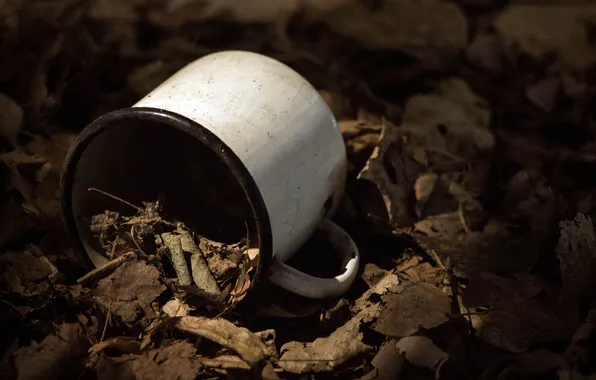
(3, 0, 596, 379)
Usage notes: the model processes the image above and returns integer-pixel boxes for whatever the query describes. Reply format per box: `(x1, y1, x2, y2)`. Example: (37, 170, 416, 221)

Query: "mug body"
(61, 51, 354, 299)
(133, 50, 347, 263)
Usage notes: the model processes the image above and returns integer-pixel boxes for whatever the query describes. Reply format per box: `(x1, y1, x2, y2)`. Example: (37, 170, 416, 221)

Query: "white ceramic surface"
(81, 51, 359, 299)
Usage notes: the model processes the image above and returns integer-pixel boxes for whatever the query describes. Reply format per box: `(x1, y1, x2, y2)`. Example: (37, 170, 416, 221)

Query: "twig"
(77, 251, 137, 285)
(88, 187, 142, 212)
(100, 302, 112, 343)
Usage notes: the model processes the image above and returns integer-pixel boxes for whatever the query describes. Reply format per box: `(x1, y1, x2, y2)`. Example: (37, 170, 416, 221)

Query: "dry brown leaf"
(89, 337, 141, 357)
(316, 0, 468, 59)
(96, 341, 201, 380)
(277, 307, 375, 373)
(127, 61, 182, 97)
(162, 298, 193, 318)
(412, 214, 539, 276)
(466, 32, 510, 73)
(513, 349, 565, 377)
(153, 0, 300, 29)
(199, 355, 250, 370)
(526, 76, 561, 112)
(558, 370, 596, 380)
(12, 324, 88, 380)
(400, 78, 493, 158)
(374, 282, 451, 338)
(278, 271, 400, 373)
(358, 79, 492, 227)
(93, 260, 166, 324)
(494, 4, 596, 71)
(175, 316, 270, 366)
(396, 336, 448, 375)
(0, 93, 23, 147)
(465, 272, 579, 352)
(364, 339, 404, 380)
(463, 272, 544, 307)
(557, 213, 596, 300)
(0, 246, 58, 296)
(357, 120, 421, 227)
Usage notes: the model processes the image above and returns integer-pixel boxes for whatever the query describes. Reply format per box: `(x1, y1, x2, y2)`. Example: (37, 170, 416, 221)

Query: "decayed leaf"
(199, 355, 250, 370)
(400, 78, 493, 157)
(153, 0, 301, 29)
(92, 260, 166, 324)
(466, 32, 510, 73)
(0, 93, 23, 147)
(396, 336, 448, 376)
(557, 213, 596, 300)
(316, 0, 468, 59)
(278, 271, 400, 373)
(175, 316, 270, 366)
(513, 349, 565, 378)
(12, 324, 88, 380)
(358, 120, 421, 227)
(89, 337, 141, 357)
(494, 4, 596, 71)
(358, 78, 493, 227)
(162, 298, 193, 318)
(412, 214, 539, 276)
(361, 339, 404, 380)
(96, 341, 201, 380)
(464, 272, 579, 352)
(526, 76, 561, 112)
(277, 306, 375, 373)
(0, 245, 59, 296)
(374, 282, 451, 338)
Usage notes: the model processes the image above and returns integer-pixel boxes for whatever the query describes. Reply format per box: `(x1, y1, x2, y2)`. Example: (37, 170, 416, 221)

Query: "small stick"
(88, 187, 142, 212)
(77, 251, 137, 285)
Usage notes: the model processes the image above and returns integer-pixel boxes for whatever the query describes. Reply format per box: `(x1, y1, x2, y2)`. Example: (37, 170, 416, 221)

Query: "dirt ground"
(2, 0, 596, 379)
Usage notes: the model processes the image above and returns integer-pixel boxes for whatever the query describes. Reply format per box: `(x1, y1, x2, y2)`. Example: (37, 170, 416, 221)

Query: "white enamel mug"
(60, 50, 360, 299)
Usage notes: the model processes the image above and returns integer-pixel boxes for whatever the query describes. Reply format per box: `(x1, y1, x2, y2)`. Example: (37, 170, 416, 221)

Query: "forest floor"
(2, 1, 596, 379)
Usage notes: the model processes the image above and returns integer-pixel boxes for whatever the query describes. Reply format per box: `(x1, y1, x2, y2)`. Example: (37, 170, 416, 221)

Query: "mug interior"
(61, 108, 270, 282)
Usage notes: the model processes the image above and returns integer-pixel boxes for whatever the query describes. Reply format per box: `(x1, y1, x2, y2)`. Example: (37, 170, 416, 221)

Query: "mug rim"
(59, 106, 273, 303)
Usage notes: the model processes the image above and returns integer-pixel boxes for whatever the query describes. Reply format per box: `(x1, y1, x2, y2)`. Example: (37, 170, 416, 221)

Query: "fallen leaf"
(0, 93, 23, 147)
(358, 79, 493, 227)
(199, 355, 250, 370)
(466, 32, 510, 73)
(127, 60, 182, 97)
(153, 0, 300, 29)
(557, 213, 596, 300)
(526, 76, 561, 112)
(175, 316, 270, 366)
(400, 78, 493, 157)
(317, 0, 468, 59)
(357, 120, 421, 227)
(88, 337, 141, 357)
(361, 263, 389, 288)
(364, 339, 404, 380)
(412, 215, 539, 276)
(513, 349, 565, 377)
(465, 272, 579, 352)
(278, 271, 400, 373)
(494, 4, 596, 71)
(12, 324, 88, 380)
(93, 260, 166, 324)
(277, 307, 375, 373)
(558, 369, 596, 380)
(374, 282, 451, 338)
(396, 336, 448, 376)
(162, 298, 193, 318)
(96, 341, 201, 380)
(0, 245, 59, 296)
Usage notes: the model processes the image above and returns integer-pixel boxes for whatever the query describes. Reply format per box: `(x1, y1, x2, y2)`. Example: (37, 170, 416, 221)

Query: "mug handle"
(268, 219, 360, 299)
